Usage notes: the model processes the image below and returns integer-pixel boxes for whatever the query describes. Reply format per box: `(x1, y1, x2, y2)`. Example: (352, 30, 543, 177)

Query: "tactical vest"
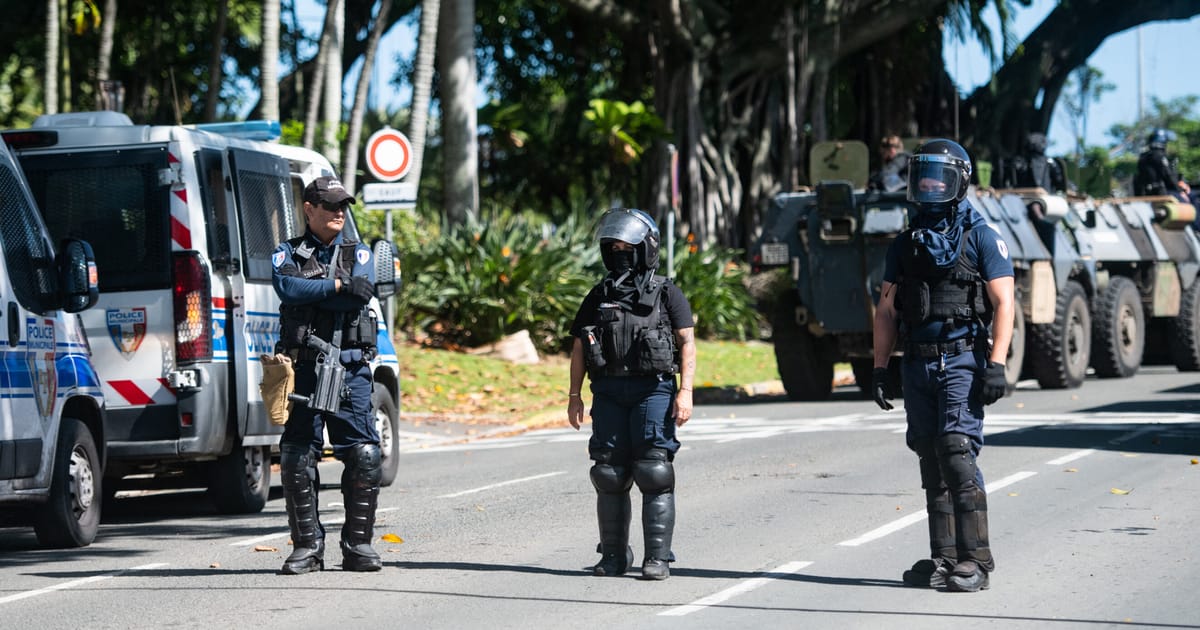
(895, 225, 990, 329)
(277, 235, 378, 353)
(580, 276, 678, 377)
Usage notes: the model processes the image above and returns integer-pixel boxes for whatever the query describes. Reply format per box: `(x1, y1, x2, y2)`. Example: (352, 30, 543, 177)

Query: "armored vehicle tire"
(374, 385, 400, 487)
(1028, 280, 1090, 389)
(34, 418, 102, 548)
(1006, 306, 1026, 390)
(1170, 280, 1200, 371)
(207, 443, 270, 514)
(851, 358, 903, 400)
(772, 295, 833, 401)
(1091, 276, 1144, 378)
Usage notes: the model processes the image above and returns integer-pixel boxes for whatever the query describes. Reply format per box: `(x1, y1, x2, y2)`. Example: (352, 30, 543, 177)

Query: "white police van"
(0, 134, 105, 547)
(2, 112, 402, 514)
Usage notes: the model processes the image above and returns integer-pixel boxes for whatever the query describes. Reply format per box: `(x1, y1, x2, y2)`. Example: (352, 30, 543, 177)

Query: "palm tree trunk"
(343, 0, 393, 194)
(303, 0, 341, 150)
(438, 0, 478, 223)
(321, 1, 344, 166)
(204, 0, 229, 122)
(44, 0, 58, 114)
(407, 0, 441, 192)
(260, 0, 281, 123)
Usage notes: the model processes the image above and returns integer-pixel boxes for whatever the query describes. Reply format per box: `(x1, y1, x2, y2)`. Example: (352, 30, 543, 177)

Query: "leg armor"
(589, 458, 634, 576)
(937, 433, 993, 591)
(280, 443, 324, 575)
(633, 448, 675, 580)
(902, 440, 955, 588)
(340, 443, 383, 572)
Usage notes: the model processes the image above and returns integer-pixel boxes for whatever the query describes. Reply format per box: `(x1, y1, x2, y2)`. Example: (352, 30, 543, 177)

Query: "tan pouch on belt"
(259, 353, 295, 426)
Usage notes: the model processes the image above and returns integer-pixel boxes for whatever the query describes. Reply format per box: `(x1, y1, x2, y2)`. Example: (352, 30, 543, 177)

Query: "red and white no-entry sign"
(364, 127, 412, 182)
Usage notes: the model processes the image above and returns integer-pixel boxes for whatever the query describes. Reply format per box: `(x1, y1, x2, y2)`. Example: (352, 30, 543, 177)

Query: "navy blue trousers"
(282, 356, 377, 458)
(902, 348, 987, 488)
(588, 375, 680, 464)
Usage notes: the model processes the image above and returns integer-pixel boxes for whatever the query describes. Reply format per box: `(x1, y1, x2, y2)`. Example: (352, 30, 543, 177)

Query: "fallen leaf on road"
(475, 504, 486, 511)
(1008, 492, 1018, 496)
(210, 562, 221, 568)
(1064, 468, 1078, 473)
(1121, 453, 1139, 458)
(1110, 488, 1131, 495)
(1190, 459, 1197, 465)
(381, 533, 404, 543)
(254, 545, 278, 552)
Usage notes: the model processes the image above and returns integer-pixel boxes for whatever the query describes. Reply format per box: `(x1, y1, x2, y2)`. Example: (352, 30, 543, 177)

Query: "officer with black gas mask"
(271, 176, 382, 575)
(567, 208, 697, 581)
(871, 139, 1015, 592)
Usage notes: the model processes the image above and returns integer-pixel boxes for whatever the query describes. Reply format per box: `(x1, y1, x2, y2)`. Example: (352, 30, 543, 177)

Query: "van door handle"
(7, 302, 17, 347)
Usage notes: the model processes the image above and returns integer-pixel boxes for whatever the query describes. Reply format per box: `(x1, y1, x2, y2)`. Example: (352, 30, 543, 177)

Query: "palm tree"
(321, 0, 344, 166)
(44, 0, 58, 114)
(203, 0, 229, 122)
(438, 0, 478, 223)
(303, 0, 341, 150)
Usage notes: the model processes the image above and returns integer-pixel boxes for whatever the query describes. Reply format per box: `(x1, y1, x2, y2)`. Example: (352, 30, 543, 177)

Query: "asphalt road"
(2, 366, 1198, 629)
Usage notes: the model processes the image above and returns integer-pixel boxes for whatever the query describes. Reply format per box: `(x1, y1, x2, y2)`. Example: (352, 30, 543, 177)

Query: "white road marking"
(1047, 449, 1097, 465)
(230, 507, 400, 546)
(659, 561, 814, 617)
(0, 563, 168, 606)
(837, 470, 1037, 547)
(437, 471, 567, 499)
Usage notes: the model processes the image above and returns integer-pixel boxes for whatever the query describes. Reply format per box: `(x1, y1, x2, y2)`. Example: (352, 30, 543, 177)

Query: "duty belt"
(907, 337, 976, 358)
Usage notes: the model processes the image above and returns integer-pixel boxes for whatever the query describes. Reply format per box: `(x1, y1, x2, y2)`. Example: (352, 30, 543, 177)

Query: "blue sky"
(298, 1, 1199, 156)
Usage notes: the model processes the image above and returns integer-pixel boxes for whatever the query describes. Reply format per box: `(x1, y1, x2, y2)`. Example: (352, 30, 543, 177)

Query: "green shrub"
(668, 237, 759, 340)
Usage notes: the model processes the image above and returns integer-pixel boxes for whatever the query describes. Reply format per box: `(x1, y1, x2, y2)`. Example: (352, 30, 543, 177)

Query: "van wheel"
(1091, 276, 1144, 378)
(207, 443, 269, 514)
(34, 418, 102, 548)
(772, 294, 833, 401)
(374, 386, 400, 487)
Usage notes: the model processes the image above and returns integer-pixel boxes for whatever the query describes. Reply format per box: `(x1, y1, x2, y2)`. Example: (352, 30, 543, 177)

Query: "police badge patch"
(272, 250, 287, 268)
(107, 307, 148, 358)
(357, 248, 370, 265)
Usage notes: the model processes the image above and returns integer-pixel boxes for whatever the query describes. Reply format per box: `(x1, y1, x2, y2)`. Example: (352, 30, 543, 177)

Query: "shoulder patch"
(996, 237, 1009, 260)
(272, 250, 287, 268)
(357, 248, 371, 265)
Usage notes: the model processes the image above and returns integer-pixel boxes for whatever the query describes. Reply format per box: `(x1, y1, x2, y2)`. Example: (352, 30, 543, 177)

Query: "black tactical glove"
(343, 275, 375, 302)
(980, 361, 1007, 405)
(872, 367, 893, 411)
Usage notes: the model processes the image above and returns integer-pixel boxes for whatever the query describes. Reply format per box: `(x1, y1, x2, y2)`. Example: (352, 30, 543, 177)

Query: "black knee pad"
(935, 433, 977, 491)
(281, 443, 317, 491)
(633, 448, 675, 494)
(590, 462, 633, 494)
(911, 439, 942, 490)
(344, 443, 383, 486)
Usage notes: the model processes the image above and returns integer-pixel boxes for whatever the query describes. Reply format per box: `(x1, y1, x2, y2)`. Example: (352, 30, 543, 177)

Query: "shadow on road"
(987, 421, 1200, 457)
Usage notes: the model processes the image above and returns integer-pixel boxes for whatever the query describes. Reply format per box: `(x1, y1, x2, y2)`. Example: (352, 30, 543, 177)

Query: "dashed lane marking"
(659, 561, 814, 617)
(0, 563, 169, 606)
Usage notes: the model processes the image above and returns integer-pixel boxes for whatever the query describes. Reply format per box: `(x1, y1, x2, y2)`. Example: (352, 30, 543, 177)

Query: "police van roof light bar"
(190, 120, 282, 141)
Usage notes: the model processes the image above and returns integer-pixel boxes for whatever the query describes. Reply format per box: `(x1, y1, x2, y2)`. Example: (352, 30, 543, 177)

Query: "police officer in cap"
(1134, 128, 1191, 201)
(272, 176, 382, 574)
(871, 139, 1015, 592)
(567, 208, 697, 580)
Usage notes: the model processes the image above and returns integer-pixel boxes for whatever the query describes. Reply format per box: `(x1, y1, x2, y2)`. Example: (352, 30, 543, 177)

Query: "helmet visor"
(907, 157, 965, 205)
(596, 208, 653, 245)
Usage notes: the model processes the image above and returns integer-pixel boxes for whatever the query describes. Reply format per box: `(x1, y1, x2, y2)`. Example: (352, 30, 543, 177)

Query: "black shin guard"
(280, 444, 324, 575)
(590, 461, 634, 576)
(633, 449, 675, 580)
(937, 433, 994, 590)
(340, 443, 383, 572)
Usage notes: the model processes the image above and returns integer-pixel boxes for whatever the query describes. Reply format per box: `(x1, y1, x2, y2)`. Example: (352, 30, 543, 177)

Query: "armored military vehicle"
(750, 141, 1070, 400)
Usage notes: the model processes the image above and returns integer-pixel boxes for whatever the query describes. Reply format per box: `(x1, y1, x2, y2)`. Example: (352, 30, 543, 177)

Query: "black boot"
(280, 444, 324, 575)
(340, 443, 383, 572)
(947, 487, 993, 592)
(592, 491, 634, 576)
(903, 486, 956, 588)
(639, 491, 675, 580)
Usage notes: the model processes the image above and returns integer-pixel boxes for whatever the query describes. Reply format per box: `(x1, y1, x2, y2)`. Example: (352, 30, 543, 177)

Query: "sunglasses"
(318, 201, 348, 213)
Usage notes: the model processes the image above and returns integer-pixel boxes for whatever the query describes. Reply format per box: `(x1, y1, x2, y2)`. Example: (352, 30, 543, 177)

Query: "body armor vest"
(581, 276, 678, 377)
(278, 236, 377, 352)
(896, 225, 990, 329)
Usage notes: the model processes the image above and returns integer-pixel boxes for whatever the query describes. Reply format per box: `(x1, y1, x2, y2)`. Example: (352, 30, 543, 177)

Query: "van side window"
(228, 150, 294, 281)
(21, 147, 171, 292)
(0, 161, 54, 312)
(196, 149, 232, 263)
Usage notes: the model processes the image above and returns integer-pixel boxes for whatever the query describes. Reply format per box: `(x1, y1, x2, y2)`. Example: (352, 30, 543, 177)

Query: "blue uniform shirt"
(271, 230, 375, 312)
(883, 203, 1014, 342)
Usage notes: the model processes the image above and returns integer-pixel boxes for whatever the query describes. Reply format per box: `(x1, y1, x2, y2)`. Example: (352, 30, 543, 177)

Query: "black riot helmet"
(596, 207, 661, 273)
(1147, 128, 1176, 150)
(907, 139, 973, 215)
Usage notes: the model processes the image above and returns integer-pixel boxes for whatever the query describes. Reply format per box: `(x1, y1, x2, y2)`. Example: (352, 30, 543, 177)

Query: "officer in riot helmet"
(567, 207, 697, 580)
(871, 139, 1015, 592)
(1003, 132, 1067, 193)
(1134, 128, 1191, 201)
(271, 176, 382, 575)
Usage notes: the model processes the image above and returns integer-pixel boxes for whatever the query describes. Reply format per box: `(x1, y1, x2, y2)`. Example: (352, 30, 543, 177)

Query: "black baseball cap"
(303, 176, 355, 207)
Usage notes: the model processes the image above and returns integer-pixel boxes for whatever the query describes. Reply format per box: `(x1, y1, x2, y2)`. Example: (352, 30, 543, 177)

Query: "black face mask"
(606, 249, 636, 274)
